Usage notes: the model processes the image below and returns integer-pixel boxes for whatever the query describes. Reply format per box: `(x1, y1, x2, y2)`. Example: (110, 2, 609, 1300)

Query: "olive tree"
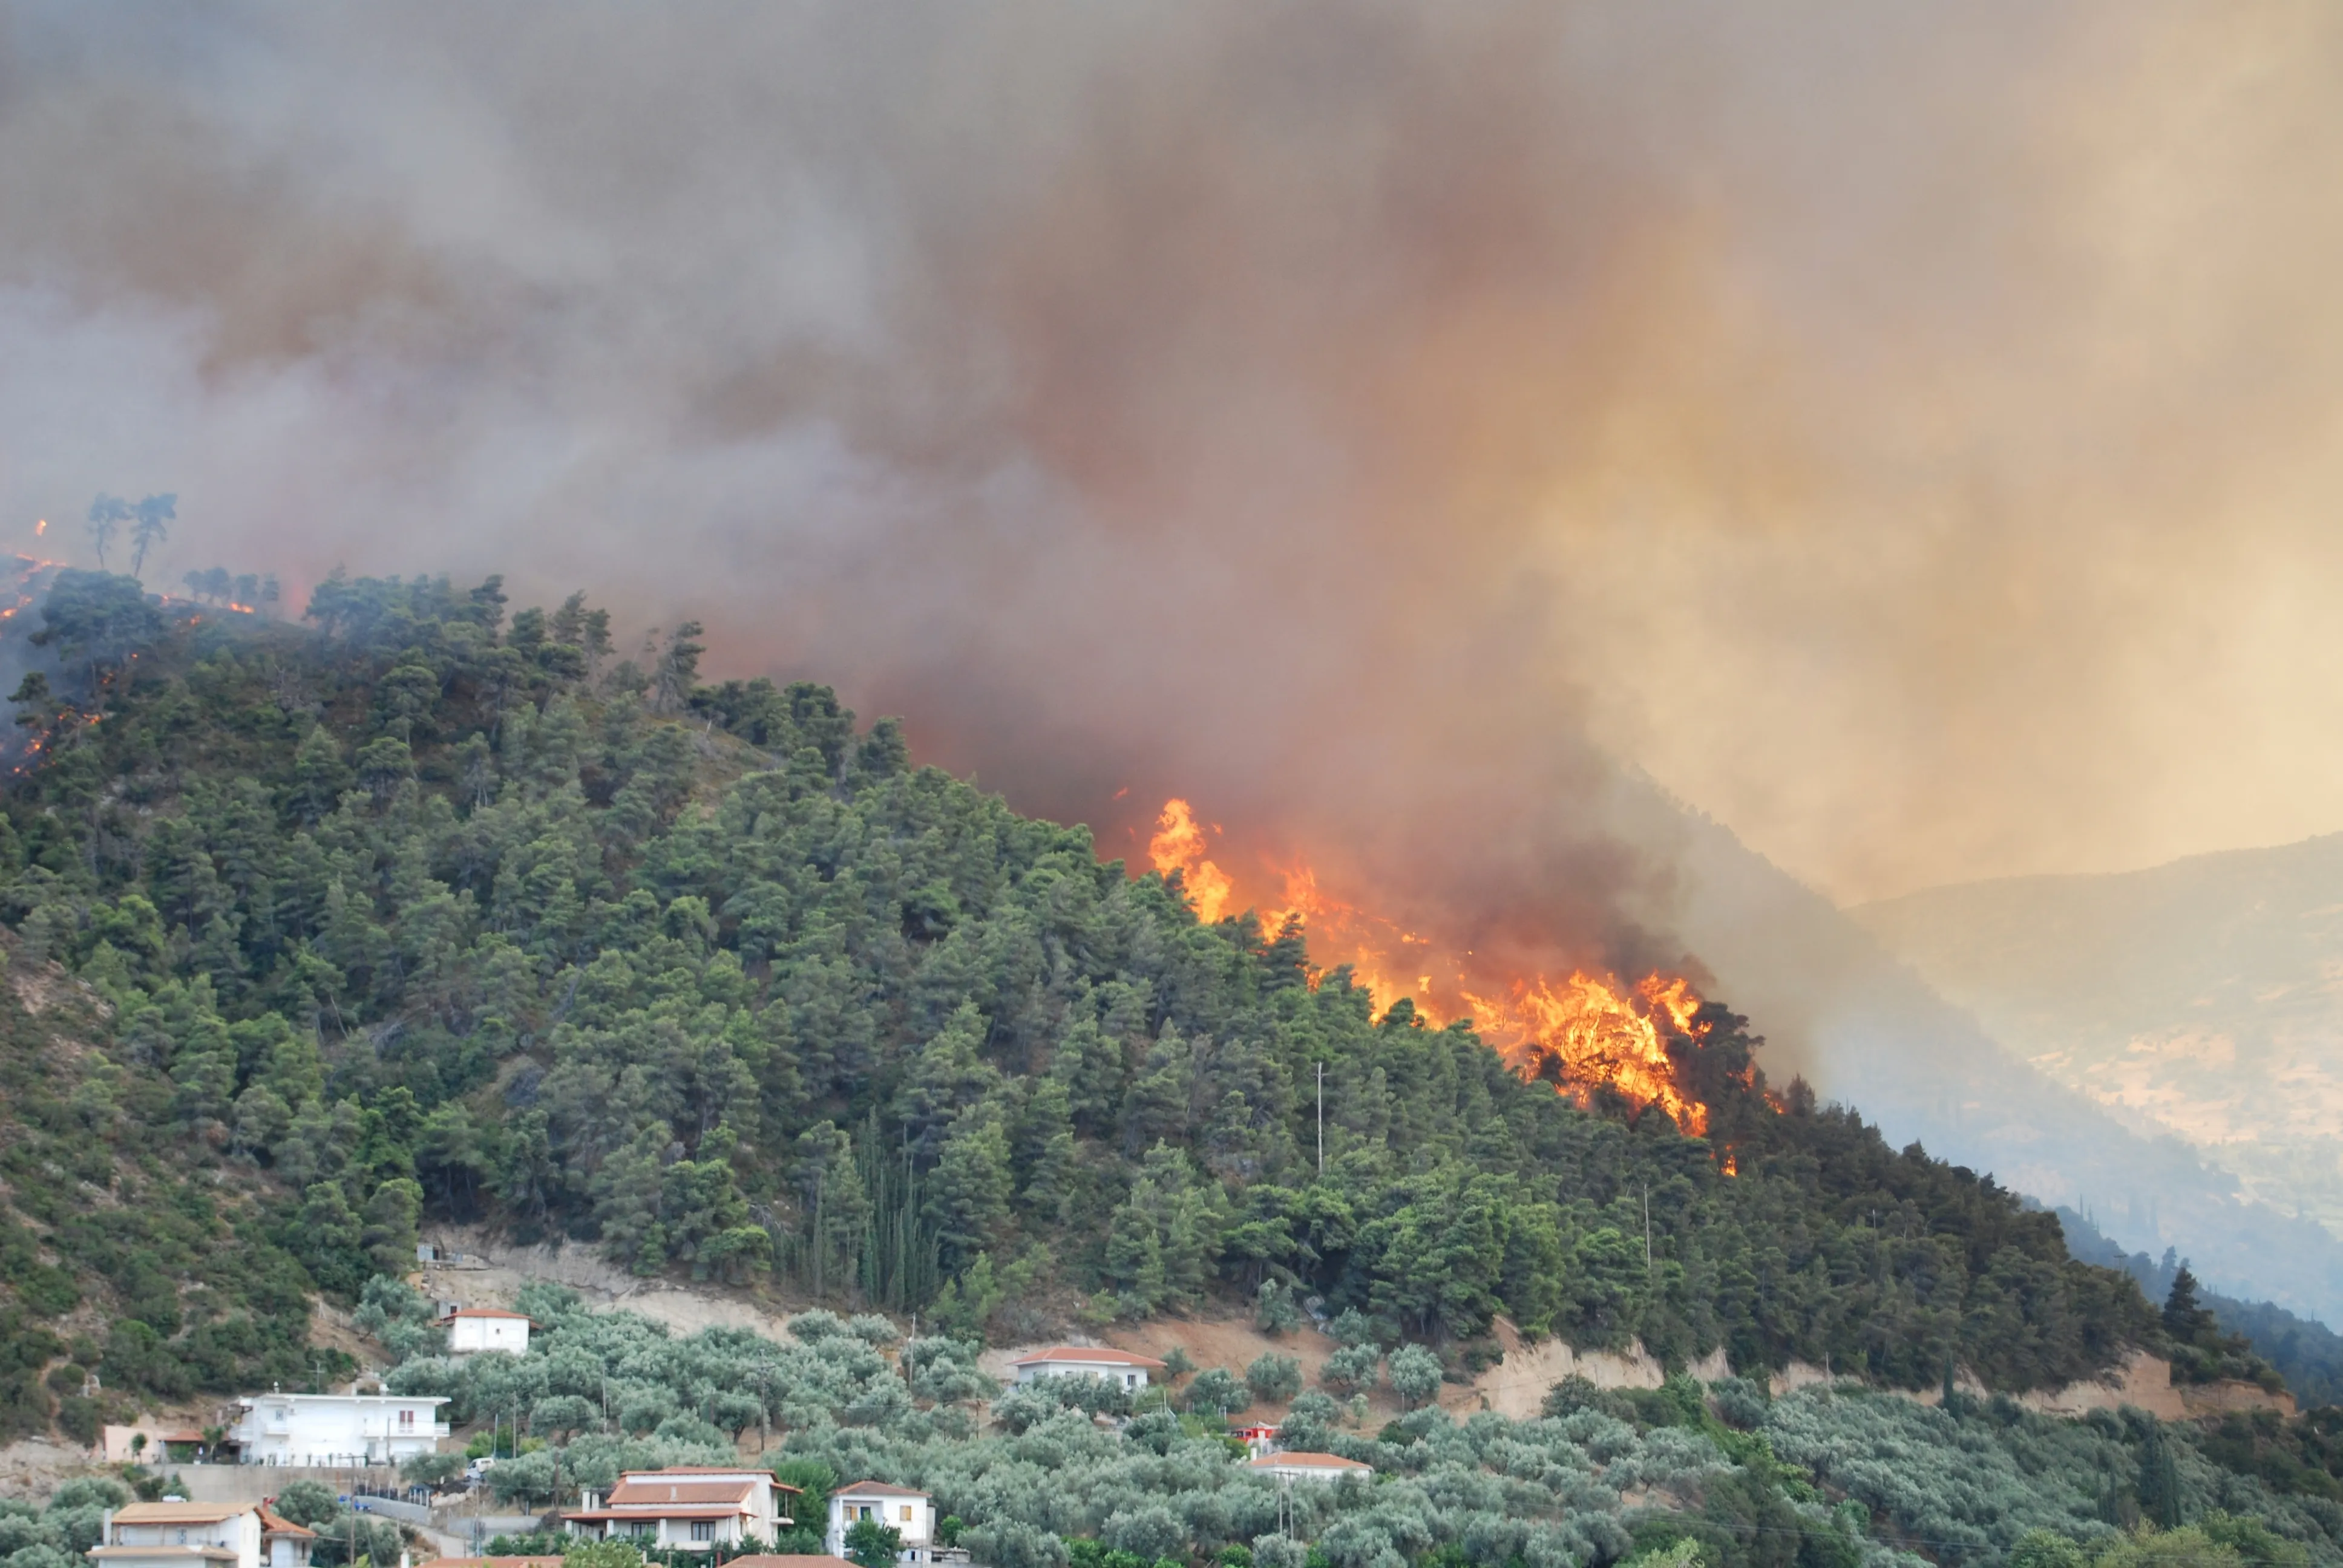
(1388, 1344, 1444, 1410)
(1246, 1353, 1303, 1405)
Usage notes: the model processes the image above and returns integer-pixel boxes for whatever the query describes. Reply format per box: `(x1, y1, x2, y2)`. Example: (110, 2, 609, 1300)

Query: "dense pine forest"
(0, 569, 2160, 1387)
(8, 568, 2343, 1568)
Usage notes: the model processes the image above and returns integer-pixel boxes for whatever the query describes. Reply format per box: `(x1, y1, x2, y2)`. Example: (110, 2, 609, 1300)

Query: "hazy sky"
(4, 2, 2342, 917)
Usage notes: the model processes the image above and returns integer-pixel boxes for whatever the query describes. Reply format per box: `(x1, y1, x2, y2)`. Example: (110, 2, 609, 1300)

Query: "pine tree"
(2136, 1419, 2185, 1529)
(2164, 1266, 2217, 1344)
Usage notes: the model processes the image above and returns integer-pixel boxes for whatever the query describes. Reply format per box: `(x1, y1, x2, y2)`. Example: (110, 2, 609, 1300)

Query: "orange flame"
(1149, 799, 1234, 924)
(1470, 972, 1714, 1135)
(33, 520, 45, 537)
(1144, 795, 1738, 1137)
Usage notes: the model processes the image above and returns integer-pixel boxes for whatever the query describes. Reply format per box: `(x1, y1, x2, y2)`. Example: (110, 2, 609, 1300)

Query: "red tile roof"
(1006, 1346, 1167, 1369)
(724, 1558, 857, 1568)
(257, 1508, 315, 1539)
(1250, 1452, 1371, 1471)
(832, 1480, 930, 1498)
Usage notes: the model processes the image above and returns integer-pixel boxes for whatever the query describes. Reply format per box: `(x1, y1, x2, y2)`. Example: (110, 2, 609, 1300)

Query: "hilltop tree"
(128, 494, 175, 580)
(84, 494, 129, 569)
(651, 621, 704, 713)
(2165, 1266, 2217, 1343)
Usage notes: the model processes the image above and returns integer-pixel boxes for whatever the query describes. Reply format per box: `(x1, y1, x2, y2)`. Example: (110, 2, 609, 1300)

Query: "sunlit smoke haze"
(5, 1, 2343, 1019)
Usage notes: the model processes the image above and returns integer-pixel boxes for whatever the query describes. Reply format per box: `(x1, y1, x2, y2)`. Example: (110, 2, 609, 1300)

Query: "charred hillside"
(0, 569, 2189, 1446)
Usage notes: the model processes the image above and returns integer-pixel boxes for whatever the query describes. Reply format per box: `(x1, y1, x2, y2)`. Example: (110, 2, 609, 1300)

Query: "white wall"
(826, 1494, 933, 1558)
(232, 1396, 448, 1466)
(448, 1316, 529, 1355)
(1013, 1362, 1149, 1390)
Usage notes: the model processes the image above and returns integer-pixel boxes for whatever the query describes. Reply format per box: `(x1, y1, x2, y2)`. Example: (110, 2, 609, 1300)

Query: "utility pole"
(1316, 1063, 1325, 1176)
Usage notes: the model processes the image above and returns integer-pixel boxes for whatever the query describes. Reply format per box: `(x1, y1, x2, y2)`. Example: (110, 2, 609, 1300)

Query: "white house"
(563, 1467, 798, 1552)
(1247, 1452, 1372, 1483)
(1004, 1347, 1166, 1391)
(445, 1308, 532, 1356)
(88, 1502, 314, 1568)
(825, 1482, 939, 1565)
(228, 1391, 450, 1466)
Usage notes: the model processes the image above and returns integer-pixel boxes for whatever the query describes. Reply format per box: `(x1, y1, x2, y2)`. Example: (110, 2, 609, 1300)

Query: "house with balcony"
(563, 1467, 798, 1552)
(825, 1482, 957, 1566)
(227, 1391, 450, 1466)
(1004, 1347, 1166, 1392)
(87, 1501, 313, 1568)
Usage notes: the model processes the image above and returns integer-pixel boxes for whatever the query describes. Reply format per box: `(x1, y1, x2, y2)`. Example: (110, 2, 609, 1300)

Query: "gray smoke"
(5, 1, 2343, 995)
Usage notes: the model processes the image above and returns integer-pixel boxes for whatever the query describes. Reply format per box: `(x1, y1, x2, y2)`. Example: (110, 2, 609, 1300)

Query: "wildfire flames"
(1147, 799, 1234, 924)
(1147, 796, 1734, 1137)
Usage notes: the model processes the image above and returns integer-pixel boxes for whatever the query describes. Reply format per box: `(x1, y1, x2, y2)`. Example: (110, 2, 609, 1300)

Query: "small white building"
(445, 1308, 532, 1356)
(1247, 1452, 1372, 1483)
(1004, 1346, 1166, 1391)
(228, 1391, 450, 1467)
(825, 1482, 938, 1565)
(88, 1502, 314, 1568)
(563, 1467, 798, 1552)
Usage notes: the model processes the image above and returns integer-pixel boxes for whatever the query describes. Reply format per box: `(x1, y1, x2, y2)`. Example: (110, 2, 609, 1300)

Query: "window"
(691, 1523, 714, 1543)
(900, 1507, 913, 1524)
(177, 1533, 189, 1546)
(856, 1506, 873, 1522)
(398, 1410, 415, 1431)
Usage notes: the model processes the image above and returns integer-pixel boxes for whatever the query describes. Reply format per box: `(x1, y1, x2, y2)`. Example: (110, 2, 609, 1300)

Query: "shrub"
(271, 1482, 339, 1530)
(1320, 1344, 1380, 1394)
(1256, 1281, 1300, 1337)
(1185, 1367, 1250, 1418)
(1245, 1353, 1303, 1405)
(788, 1310, 846, 1342)
(1388, 1345, 1443, 1409)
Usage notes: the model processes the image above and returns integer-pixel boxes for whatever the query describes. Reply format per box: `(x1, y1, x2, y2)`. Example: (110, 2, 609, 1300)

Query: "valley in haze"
(1856, 837, 2343, 1245)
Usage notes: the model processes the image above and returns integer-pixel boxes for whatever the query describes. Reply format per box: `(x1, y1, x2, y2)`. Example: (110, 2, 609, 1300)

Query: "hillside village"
(6, 1216, 2325, 1568)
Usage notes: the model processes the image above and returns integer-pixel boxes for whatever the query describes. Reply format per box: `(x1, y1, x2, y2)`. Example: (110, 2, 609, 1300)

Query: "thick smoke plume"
(5, 2, 2343, 1030)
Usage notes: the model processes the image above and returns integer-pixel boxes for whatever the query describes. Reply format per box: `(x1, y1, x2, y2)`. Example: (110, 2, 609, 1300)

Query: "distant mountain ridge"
(1852, 835, 2343, 1255)
(1603, 789, 2343, 1327)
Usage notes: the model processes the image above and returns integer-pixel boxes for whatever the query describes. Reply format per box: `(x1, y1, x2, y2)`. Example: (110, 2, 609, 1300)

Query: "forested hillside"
(0, 945, 346, 1441)
(0, 569, 2180, 1443)
(2058, 1207, 2343, 1406)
